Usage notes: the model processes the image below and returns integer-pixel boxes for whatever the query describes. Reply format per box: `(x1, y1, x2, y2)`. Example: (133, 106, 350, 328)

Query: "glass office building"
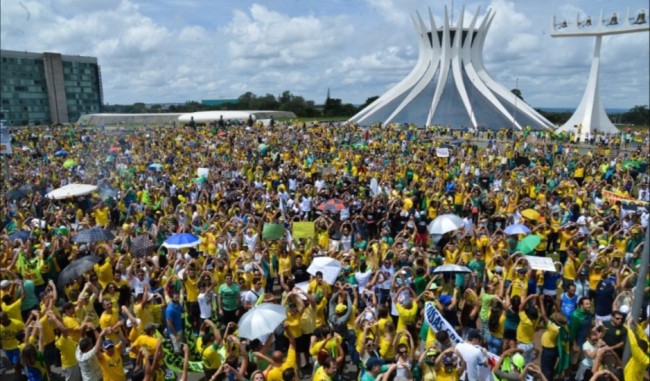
(0, 50, 103, 125)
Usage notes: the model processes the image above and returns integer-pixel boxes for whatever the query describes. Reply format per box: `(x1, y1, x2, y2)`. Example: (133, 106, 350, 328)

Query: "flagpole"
(623, 222, 649, 362)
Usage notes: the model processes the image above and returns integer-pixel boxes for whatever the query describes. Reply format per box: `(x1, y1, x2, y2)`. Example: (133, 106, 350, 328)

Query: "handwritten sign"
(526, 255, 557, 272)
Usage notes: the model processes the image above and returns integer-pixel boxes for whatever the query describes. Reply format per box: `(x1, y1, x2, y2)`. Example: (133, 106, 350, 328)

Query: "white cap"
(0, 280, 11, 288)
(619, 305, 630, 315)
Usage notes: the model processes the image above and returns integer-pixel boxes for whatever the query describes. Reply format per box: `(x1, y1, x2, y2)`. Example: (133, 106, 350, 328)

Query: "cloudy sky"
(1, 0, 648, 109)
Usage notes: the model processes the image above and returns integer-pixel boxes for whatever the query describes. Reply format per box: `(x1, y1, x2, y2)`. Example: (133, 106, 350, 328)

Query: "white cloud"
(0, 0, 647, 108)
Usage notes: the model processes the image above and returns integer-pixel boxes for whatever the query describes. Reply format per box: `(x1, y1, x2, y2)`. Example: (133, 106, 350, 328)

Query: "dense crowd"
(0, 122, 648, 381)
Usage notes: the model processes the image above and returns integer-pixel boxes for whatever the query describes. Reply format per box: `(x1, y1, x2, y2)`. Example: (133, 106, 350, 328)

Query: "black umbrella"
(71, 227, 115, 244)
(57, 255, 101, 289)
(8, 230, 31, 242)
(130, 234, 158, 258)
(7, 188, 30, 201)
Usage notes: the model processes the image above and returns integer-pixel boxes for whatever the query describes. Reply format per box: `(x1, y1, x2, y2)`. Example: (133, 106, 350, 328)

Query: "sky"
(1, 0, 648, 109)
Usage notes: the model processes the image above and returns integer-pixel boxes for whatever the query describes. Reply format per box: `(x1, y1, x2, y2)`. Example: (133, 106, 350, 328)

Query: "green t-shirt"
(413, 276, 428, 296)
(479, 292, 496, 322)
(218, 283, 240, 311)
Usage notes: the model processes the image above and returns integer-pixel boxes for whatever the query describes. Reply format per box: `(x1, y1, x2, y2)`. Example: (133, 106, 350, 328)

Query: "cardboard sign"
(292, 222, 315, 239)
(262, 223, 283, 240)
(197, 168, 209, 178)
(436, 147, 449, 157)
(526, 255, 557, 272)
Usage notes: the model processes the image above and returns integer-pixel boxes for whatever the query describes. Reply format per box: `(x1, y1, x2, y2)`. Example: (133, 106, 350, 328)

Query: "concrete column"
(42, 53, 69, 124)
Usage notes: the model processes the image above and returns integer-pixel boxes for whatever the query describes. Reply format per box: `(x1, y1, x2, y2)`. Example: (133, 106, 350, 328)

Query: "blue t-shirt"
(165, 301, 183, 334)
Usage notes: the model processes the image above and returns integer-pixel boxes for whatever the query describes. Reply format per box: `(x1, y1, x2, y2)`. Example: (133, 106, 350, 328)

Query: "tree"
(620, 105, 649, 126)
(511, 88, 523, 101)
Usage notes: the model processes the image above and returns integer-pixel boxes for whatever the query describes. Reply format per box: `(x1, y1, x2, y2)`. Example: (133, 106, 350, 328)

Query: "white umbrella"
(503, 223, 531, 236)
(237, 303, 287, 340)
(432, 264, 472, 274)
(46, 184, 98, 200)
(427, 214, 464, 235)
(307, 256, 342, 285)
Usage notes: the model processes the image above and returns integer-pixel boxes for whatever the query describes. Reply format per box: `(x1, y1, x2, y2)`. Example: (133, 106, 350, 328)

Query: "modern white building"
(350, 6, 554, 131)
(551, 8, 649, 139)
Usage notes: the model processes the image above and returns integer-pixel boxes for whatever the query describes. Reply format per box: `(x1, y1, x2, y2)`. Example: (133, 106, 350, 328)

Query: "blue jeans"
(487, 334, 503, 355)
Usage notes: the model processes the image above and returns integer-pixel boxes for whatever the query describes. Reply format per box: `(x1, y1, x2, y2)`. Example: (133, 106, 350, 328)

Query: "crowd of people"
(0, 121, 648, 381)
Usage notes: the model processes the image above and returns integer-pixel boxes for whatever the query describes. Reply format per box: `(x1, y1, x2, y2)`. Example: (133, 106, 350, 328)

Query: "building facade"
(0, 50, 103, 125)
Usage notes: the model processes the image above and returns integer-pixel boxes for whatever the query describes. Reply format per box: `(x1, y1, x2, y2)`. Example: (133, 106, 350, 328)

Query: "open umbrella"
(316, 199, 346, 214)
(7, 188, 30, 201)
(504, 223, 531, 236)
(8, 231, 31, 242)
(46, 184, 98, 200)
(307, 256, 342, 285)
(521, 209, 540, 221)
(62, 159, 77, 169)
(148, 163, 163, 171)
(516, 235, 541, 255)
(131, 234, 158, 258)
(427, 214, 464, 235)
(71, 227, 115, 244)
(53, 149, 69, 157)
(108, 146, 120, 153)
(162, 233, 200, 249)
(57, 255, 101, 289)
(432, 264, 472, 274)
(237, 303, 287, 340)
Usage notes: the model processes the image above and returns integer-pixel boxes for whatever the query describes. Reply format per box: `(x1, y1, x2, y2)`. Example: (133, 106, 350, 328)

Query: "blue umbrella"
(504, 223, 531, 236)
(162, 233, 200, 249)
(8, 230, 31, 242)
(187, 141, 198, 147)
(148, 163, 163, 170)
(54, 149, 69, 157)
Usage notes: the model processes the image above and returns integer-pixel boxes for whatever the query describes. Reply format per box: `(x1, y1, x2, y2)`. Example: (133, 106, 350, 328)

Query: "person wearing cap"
(434, 347, 466, 381)
(97, 336, 126, 381)
(362, 357, 392, 381)
(417, 347, 439, 381)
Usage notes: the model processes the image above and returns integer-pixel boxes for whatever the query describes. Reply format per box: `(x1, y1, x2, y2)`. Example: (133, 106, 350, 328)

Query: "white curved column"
(385, 11, 441, 125)
(426, 6, 453, 125)
(450, 6, 477, 128)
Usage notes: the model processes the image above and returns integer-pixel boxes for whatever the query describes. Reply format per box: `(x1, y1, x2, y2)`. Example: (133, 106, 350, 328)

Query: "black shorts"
(296, 334, 311, 353)
(503, 328, 517, 341)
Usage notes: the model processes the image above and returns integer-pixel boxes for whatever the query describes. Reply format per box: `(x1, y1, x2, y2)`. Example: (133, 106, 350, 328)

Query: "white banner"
(424, 302, 464, 344)
(424, 302, 533, 381)
(436, 147, 449, 158)
(526, 255, 556, 272)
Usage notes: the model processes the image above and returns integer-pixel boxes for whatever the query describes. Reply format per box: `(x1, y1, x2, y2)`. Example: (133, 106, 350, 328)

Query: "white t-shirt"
(354, 270, 373, 294)
(455, 342, 487, 381)
(75, 346, 102, 381)
(581, 341, 596, 367)
(197, 291, 213, 319)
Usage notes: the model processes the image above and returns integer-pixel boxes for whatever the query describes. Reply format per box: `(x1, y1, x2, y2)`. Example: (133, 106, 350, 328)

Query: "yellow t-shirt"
(516, 311, 534, 344)
(197, 336, 221, 370)
(134, 302, 153, 332)
(184, 275, 200, 302)
(489, 311, 506, 339)
(563, 258, 577, 281)
(55, 335, 78, 369)
(1, 299, 23, 322)
(541, 322, 559, 348)
(284, 311, 302, 338)
(63, 315, 82, 342)
(0, 318, 24, 350)
(436, 367, 460, 381)
(99, 311, 120, 342)
(98, 343, 125, 381)
(94, 260, 114, 289)
(266, 347, 297, 381)
(131, 334, 160, 354)
(313, 366, 332, 381)
(379, 336, 395, 359)
(395, 303, 418, 332)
